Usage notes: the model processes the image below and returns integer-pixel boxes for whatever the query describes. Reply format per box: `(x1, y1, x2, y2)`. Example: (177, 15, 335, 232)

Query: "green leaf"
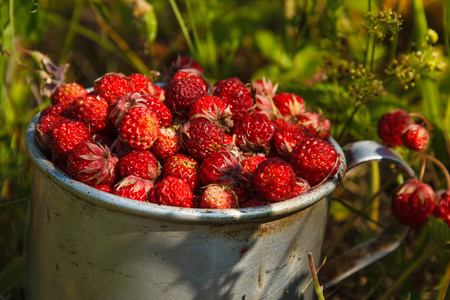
(0, 258, 26, 295)
(254, 30, 292, 69)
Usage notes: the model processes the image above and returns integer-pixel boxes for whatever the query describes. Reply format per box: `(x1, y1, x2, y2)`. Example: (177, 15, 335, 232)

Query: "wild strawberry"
(149, 84, 165, 101)
(251, 77, 278, 98)
(39, 104, 69, 120)
(35, 114, 66, 153)
(232, 113, 275, 153)
(50, 119, 92, 159)
(200, 184, 238, 209)
(198, 150, 243, 187)
(118, 150, 160, 182)
(401, 124, 430, 151)
(434, 190, 450, 227)
(272, 118, 290, 131)
(253, 158, 296, 202)
(92, 132, 114, 148)
(119, 105, 160, 150)
(67, 141, 119, 187)
(290, 178, 311, 198)
(149, 176, 194, 208)
(161, 153, 200, 191)
(212, 78, 253, 121)
(165, 77, 205, 114)
(377, 109, 413, 147)
(150, 126, 182, 162)
(142, 95, 173, 127)
(50, 82, 87, 106)
(94, 73, 134, 104)
(241, 198, 269, 208)
(94, 185, 112, 193)
(297, 111, 331, 140)
(108, 92, 144, 126)
(173, 69, 207, 93)
(128, 73, 152, 94)
(272, 92, 305, 119)
(68, 94, 110, 133)
(187, 95, 233, 129)
(113, 175, 153, 202)
(240, 154, 267, 182)
(290, 137, 340, 187)
(170, 56, 203, 74)
(273, 123, 313, 158)
(180, 118, 225, 162)
(391, 179, 436, 227)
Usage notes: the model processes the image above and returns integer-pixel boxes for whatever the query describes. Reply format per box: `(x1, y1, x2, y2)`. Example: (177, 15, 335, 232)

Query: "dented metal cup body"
(24, 116, 344, 300)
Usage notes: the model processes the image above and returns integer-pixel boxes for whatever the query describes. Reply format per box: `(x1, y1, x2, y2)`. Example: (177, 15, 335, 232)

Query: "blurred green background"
(1, 0, 449, 299)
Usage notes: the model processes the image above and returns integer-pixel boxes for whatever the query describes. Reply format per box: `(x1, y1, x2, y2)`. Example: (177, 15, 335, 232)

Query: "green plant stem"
(60, 0, 85, 63)
(379, 244, 441, 300)
(308, 252, 325, 300)
(90, 3, 151, 74)
(437, 259, 450, 300)
(168, 0, 196, 58)
(369, 162, 380, 231)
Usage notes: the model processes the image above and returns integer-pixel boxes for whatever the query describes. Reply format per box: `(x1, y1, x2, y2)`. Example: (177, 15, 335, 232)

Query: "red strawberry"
(165, 77, 205, 114)
(187, 95, 232, 129)
(273, 123, 313, 158)
(401, 124, 430, 151)
(149, 176, 194, 208)
(391, 179, 436, 227)
(290, 178, 311, 198)
(180, 118, 225, 162)
(232, 112, 275, 153)
(290, 137, 339, 186)
(434, 190, 450, 227)
(251, 77, 278, 98)
(94, 73, 134, 104)
(108, 92, 144, 126)
(119, 105, 160, 150)
(94, 185, 112, 193)
(171, 56, 203, 73)
(240, 154, 267, 182)
(67, 141, 119, 186)
(50, 82, 87, 106)
(39, 104, 69, 120)
(273, 92, 305, 119)
(118, 150, 160, 182)
(253, 158, 296, 202)
(35, 114, 66, 153)
(212, 78, 253, 121)
(378, 109, 413, 147)
(200, 184, 238, 209)
(142, 95, 173, 127)
(68, 94, 110, 133)
(150, 126, 182, 162)
(162, 153, 200, 191)
(297, 111, 331, 140)
(128, 73, 152, 94)
(50, 119, 92, 159)
(241, 198, 269, 208)
(198, 150, 243, 187)
(113, 175, 153, 202)
(173, 69, 207, 93)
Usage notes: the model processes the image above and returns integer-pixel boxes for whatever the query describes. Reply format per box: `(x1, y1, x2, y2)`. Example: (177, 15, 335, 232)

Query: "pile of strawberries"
(34, 57, 341, 209)
(378, 109, 450, 228)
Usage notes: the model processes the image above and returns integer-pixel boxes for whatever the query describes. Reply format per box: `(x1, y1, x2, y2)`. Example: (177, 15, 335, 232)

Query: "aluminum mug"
(24, 115, 415, 300)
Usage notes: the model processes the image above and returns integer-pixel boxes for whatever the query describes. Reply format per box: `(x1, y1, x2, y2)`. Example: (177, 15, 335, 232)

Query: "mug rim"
(25, 114, 346, 224)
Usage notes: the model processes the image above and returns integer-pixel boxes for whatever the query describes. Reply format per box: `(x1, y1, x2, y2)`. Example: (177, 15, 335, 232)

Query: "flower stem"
(308, 252, 325, 300)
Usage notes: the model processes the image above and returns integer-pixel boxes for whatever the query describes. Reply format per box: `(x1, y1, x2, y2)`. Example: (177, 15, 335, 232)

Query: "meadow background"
(1, 0, 449, 299)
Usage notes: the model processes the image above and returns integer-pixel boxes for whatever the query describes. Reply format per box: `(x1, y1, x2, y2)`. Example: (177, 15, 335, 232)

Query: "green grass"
(1, 0, 449, 299)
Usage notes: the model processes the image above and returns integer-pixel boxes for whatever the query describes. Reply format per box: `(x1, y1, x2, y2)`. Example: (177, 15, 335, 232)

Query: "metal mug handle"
(319, 140, 416, 289)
